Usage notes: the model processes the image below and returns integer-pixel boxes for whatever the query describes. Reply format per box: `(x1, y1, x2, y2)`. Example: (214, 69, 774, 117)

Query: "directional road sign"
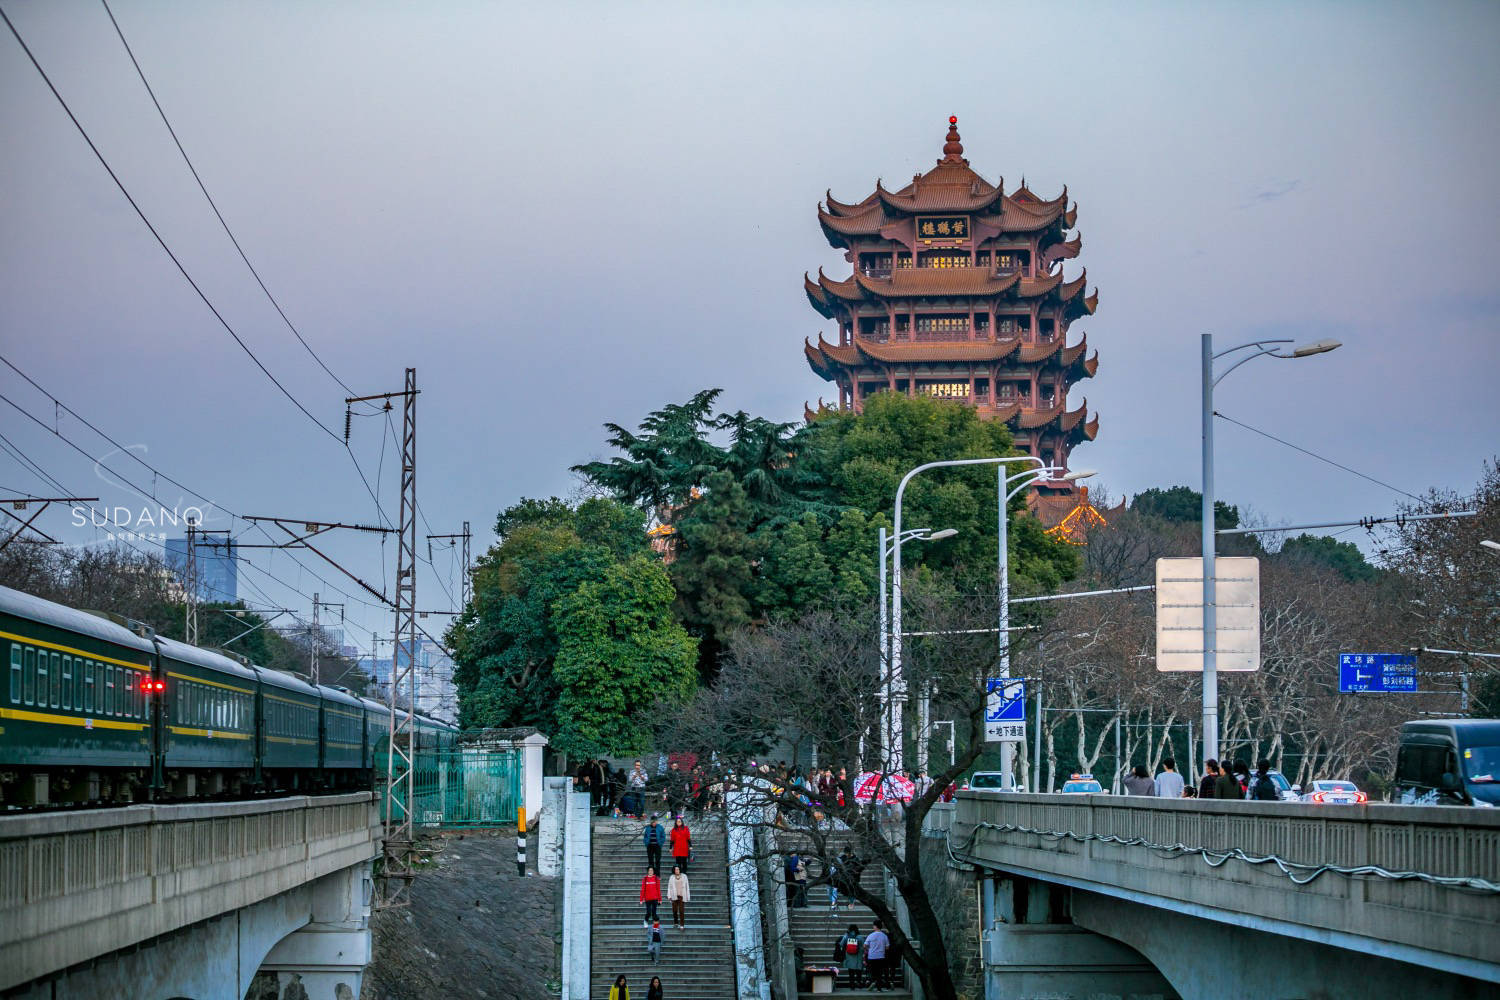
(985, 678, 1026, 743)
(1338, 653, 1419, 693)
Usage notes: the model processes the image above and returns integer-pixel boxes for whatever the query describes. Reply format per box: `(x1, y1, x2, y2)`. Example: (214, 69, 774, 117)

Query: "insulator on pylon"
(344, 407, 352, 442)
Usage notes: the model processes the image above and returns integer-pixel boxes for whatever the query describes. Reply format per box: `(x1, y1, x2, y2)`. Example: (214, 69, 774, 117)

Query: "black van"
(1392, 719, 1500, 806)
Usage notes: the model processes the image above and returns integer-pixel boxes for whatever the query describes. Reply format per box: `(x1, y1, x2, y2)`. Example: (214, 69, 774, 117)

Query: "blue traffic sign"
(985, 678, 1026, 722)
(1339, 653, 1418, 693)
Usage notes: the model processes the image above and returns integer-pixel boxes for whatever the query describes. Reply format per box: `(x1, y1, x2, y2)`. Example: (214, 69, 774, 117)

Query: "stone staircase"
(591, 816, 735, 1000)
(776, 834, 912, 998)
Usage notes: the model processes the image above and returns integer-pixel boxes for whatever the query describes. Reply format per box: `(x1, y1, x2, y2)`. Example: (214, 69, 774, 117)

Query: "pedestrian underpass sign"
(1339, 653, 1418, 692)
(985, 678, 1026, 743)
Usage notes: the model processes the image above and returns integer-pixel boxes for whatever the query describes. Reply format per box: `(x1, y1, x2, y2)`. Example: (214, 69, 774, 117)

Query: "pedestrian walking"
(1250, 759, 1280, 801)
(1199, 760, 1221, 799)
(667, 761, 689, 816)
(640, 867, 662, 925)
(1214, 761, 1245, 801)
(668, 816, 692, 873)
(609, 975, 629, 1000)
(836, 923, 864, 988)
(793, 854, 809, 908)
(646, 919, 664, 965)
(646, 976, 663, 1000)
(864, 919, 891, 991)
(667, 865, 690, 929)
(784, 851, 800, 908)
(643, 814, 666, 872)
(1123, 764, 1156, 796)
(1154, 758, 1186, 799)
(1231, 760, 1251, 797)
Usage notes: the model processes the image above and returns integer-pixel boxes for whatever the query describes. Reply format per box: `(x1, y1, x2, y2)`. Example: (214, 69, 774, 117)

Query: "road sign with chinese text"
(1338, 653, 1418, 692)
(985, 678, 1026, 742)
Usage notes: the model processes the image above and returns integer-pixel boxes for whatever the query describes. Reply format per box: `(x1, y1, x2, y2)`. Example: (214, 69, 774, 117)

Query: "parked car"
(963, 771, 1007, 791)
(1300, 780, 1367, 804)
(1059, 773, 1104, 794)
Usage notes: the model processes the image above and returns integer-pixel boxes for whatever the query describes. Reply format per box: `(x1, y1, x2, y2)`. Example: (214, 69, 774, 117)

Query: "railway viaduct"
(0, 792, 379, 1000)
(950, 791, 1500, 1000)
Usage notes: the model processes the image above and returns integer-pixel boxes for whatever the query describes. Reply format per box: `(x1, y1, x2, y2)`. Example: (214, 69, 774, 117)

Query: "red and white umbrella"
(853, 772, 916, 803)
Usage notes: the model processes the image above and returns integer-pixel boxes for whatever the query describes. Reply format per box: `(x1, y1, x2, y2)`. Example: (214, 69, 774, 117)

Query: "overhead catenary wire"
(96, 0, 362, 401)
(1215, 410, 1425, 502)
(0, 7, 343, 445)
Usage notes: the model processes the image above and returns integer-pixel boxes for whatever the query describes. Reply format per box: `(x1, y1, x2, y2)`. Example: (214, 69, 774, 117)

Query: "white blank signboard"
(1155, 556, 1260, 672)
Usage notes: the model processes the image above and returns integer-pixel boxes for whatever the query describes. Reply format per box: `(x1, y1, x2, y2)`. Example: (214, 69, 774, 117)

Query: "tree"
(1132, 485, 1239, 530)
(449, 496, 663, 733)
(1278, 533, 1378, 583)
(552, 556, 698, 756)
(664, 594, 1007, 1000)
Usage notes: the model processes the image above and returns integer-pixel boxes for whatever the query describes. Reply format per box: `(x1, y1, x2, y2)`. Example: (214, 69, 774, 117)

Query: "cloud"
(1240, 179, 1300, 208)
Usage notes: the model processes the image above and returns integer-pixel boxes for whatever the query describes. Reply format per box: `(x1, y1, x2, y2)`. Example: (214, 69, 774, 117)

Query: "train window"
(61, 656, 72, 710)
(9, 646, 18, 704)
(50, 652, 61, 708)
(23, 647, 34, 705)
(82, 660, 92, 712)
(35, 652, 47, 708)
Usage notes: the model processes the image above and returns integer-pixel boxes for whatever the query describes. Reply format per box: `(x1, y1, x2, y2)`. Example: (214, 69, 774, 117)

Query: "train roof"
(360, 696, 391, 716)
(252, 664, 321, 699)
(319, 684, 364, 710)
(155, 635, 260, 685)
(0, 583, 157, 655)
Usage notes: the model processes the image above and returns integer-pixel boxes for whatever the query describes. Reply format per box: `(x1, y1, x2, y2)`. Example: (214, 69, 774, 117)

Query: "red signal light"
(949, 115, 957, 125)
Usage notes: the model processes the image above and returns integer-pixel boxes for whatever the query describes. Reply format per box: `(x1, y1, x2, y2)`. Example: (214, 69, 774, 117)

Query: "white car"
(1300, 779, 1367, 804)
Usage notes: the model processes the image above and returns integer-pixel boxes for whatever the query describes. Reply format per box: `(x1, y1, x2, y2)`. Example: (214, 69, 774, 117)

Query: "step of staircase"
(592, 815, 736, 1000)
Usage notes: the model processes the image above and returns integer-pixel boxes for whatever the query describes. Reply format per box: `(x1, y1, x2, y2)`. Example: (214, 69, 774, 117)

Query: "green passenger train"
(0, 583, 456, 808)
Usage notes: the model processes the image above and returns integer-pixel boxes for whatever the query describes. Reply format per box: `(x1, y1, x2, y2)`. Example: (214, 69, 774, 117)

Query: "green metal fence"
(410, 745, 523, 827)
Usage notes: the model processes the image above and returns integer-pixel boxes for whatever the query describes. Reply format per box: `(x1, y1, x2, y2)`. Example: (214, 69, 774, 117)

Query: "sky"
(1, 0, 1497, 657)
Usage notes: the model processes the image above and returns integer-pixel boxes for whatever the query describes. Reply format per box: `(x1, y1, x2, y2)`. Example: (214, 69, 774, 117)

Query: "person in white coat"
(667, 865, 691, 929)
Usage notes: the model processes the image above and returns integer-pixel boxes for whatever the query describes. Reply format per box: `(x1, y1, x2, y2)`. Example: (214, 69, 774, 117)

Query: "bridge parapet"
(952, 791, 1500, 983)
(0, 792, 380, 992)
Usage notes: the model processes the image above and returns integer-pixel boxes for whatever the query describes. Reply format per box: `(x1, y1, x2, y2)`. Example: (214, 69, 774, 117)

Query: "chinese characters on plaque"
(917, 215, 969, 239)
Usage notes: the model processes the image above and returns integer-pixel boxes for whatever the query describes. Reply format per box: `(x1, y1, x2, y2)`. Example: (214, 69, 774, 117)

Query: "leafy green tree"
(552, 556, 698, 756)
(449, 496, 660, 732)
(1278, 533, 1379, 582)
(670, 470, 761, 646)
(1132, 485, 1240, 530)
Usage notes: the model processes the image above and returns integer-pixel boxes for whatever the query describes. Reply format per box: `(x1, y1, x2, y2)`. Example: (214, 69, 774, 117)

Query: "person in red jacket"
(640, 866, 662, 925)
(668, 816, 692, 873)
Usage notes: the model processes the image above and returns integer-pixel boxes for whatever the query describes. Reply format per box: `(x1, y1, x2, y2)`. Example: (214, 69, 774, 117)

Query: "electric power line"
(0, 7, 342, 444)
(1214, 410, 1424, 502)
(97, 0, 361, 401)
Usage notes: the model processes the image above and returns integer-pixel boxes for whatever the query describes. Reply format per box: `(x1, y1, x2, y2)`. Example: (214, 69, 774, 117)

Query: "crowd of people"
(575, 756, 726, 819)
(1120, 757, 1286, 801)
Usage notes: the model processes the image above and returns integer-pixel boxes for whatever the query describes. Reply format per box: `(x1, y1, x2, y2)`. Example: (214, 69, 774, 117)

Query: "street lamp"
(877, 525, 956, 772)
(1200, 334, 1340, 768)
(1481, 540, 1500, 554)
(989, 465, 1094, 788)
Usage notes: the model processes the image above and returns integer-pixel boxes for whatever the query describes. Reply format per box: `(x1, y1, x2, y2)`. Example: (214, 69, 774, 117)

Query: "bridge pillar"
(256, 865, 371, 1000)
(981, 876, 1177, 1000)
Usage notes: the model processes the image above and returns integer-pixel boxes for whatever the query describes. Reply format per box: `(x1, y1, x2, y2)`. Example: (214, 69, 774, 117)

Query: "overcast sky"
(2, 0, 1496, 654)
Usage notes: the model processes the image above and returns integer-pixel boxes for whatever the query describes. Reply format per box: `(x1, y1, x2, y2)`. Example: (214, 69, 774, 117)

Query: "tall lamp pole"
(878, 525, 956, 773)
(1201, 334, 1340, 766)
(994, 465, 1095, 788)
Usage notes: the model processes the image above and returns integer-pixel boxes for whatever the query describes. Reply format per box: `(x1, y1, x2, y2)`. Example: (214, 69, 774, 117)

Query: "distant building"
(362, 636, 456, 724)
(803, 116, 1100, 499)
(163, 536, 238, 602)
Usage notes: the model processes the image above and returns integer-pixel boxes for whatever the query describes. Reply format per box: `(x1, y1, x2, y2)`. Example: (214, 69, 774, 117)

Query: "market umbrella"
(853, 771, 916, 803)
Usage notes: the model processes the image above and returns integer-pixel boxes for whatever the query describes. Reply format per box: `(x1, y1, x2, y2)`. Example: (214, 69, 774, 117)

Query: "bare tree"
(663, 594, 1005, 1000)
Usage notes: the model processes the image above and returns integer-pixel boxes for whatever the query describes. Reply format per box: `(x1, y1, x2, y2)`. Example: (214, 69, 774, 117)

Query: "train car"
(0, 584, 157, 806)
(253, 665, 321, 790)
(360, 696, 393, 774)
(319, 684, 367, 787)
(155, 636, 257, 797)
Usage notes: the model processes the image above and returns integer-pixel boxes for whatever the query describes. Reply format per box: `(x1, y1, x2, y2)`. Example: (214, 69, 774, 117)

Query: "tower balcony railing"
(912, 328, 973, 343)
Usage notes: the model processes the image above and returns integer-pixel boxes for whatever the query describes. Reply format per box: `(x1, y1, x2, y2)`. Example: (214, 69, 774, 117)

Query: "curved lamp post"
(1201, 334, 1340, 767)
(877, 526, 956, 769)
(890, 456, 1092, 778)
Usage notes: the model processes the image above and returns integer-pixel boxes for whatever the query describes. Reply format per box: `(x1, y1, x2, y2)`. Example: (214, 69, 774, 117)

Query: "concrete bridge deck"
(952, 791, 1500, 998)
(0, 792, 381, 998)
